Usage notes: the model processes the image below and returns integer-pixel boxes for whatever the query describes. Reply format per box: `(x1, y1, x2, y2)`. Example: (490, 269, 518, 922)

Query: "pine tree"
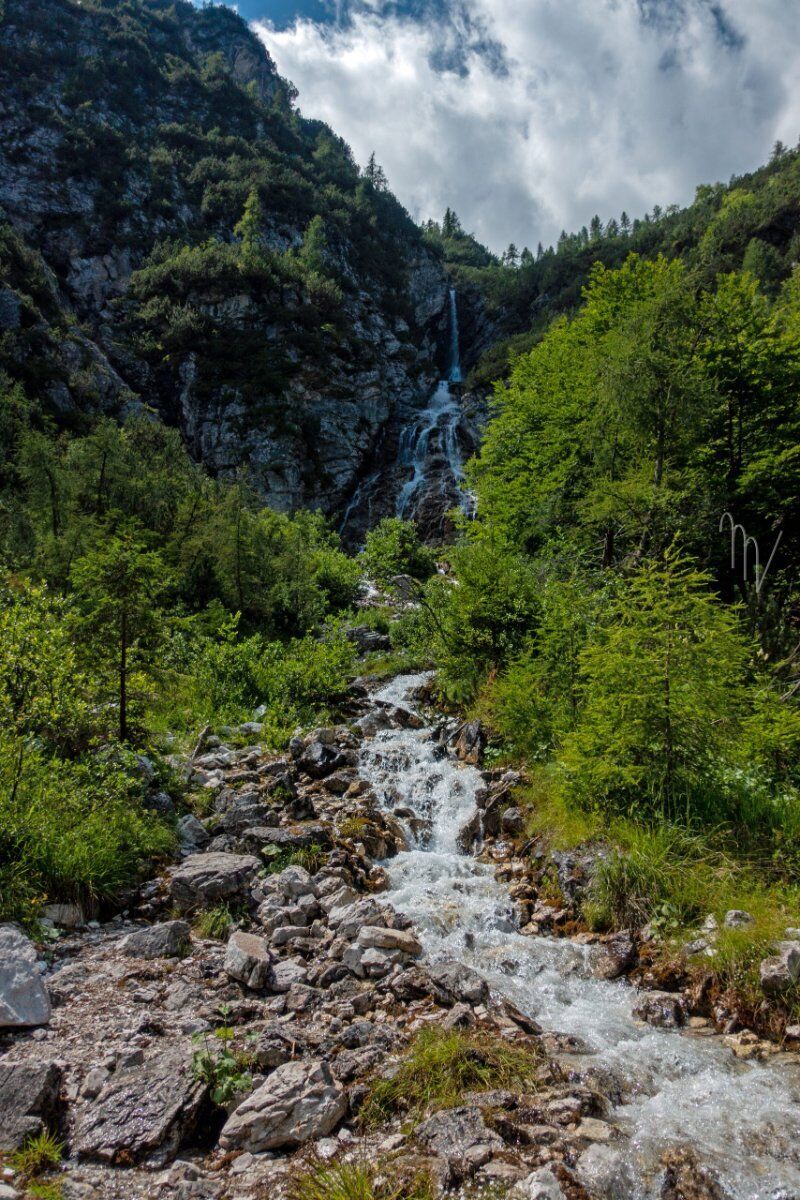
(365, 152, 388, 191)
(442, 207, 462, 238)
(71, 533, 168, 742)
(589, 215, 603, 242)
(234, 187, 264, 263)
(503, 243, 519, 268)
(562, 550, 750, 819)
(620, 211, 631, 234)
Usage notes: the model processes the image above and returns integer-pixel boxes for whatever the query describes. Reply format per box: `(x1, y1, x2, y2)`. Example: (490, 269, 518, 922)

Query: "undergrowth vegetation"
(359, 1028, 542, 1128)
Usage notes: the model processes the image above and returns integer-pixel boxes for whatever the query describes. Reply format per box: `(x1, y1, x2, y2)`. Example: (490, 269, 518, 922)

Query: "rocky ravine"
(2, 668, 800, 1200)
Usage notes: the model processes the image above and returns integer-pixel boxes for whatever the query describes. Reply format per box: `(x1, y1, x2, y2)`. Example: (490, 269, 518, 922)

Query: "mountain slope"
(0, 0, 449, 515)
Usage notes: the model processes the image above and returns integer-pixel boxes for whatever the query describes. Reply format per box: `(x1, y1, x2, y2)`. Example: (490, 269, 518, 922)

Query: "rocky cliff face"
(0, 0, 451, 517)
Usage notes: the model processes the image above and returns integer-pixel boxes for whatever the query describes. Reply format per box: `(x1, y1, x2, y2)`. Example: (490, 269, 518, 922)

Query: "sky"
(229, 1, 800, 253)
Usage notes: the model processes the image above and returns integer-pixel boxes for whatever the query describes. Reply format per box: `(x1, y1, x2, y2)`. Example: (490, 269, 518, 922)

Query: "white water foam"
(359, 674, 800, 1200)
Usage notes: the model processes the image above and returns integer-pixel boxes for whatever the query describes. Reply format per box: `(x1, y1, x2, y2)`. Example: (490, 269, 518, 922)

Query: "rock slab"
(219, 1059, 346, 1151)
(74, 1046, 207, 1165)
(0, 925, 51, 1028)
(169, 852, 259, 912)
(0, 1061, 63, 1150)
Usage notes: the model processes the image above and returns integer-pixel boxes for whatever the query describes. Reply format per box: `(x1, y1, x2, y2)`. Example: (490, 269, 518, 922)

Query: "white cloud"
(255, 1, 800, 252)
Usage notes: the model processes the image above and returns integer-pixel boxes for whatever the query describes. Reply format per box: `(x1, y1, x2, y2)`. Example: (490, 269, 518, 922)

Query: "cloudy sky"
(235, 1, 800, 253)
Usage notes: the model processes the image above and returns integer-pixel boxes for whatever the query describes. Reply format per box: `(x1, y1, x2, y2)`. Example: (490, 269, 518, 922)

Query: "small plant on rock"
(191, 1029, 254, 1107)
(9, 1131, 64, 1179)
(193, 902, 236, 940)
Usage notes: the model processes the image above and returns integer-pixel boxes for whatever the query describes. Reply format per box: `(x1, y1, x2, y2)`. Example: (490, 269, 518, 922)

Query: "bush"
(361, 518, 436, 587)
(0, 740, 175, 922)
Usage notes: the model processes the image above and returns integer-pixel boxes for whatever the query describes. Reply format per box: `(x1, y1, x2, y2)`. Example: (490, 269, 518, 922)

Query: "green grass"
(359, 1027, 542, 1129)
(9, 1131, 64, 1179)
(27, 1182, 64, 1200)
(289, 1159, 435, 1200)
(193, 903, 237, 940)
(263, 843, 327, 875)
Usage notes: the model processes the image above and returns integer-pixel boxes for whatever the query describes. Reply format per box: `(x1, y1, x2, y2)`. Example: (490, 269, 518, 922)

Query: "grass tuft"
(193, 902, 237, 940)
(289, 1159, 434, 1200)
(359, 1026, 541, 1129)
(10, 1130, 64, 1179)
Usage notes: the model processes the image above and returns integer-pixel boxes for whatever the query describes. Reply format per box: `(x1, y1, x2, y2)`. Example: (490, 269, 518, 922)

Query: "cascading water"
(395, 288, 474, 523)
(359, 674, 800, 1200)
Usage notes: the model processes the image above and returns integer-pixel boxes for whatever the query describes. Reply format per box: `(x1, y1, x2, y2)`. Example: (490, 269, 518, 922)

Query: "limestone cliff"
(0, 0, 450, 517)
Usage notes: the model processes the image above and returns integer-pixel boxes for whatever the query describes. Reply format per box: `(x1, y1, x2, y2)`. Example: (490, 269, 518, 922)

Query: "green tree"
(234, 187, 264, 263)
(561, 551, 750, 820)
(71, 533, 169, 742)
(362, 517, 436, 587)
(299, 215, 330, 277)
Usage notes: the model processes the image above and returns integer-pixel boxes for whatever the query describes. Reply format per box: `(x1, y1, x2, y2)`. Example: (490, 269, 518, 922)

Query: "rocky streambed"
(2, 672, 800, 1200)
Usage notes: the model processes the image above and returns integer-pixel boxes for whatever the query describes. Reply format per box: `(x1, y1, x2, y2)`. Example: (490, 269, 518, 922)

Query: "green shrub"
(193, 903, 237, 940)
(361, 518, 436, 587)
(10, 1130, 64, 1179)
(289, 1160, 434, 1200)
(0, 739, 175, 922)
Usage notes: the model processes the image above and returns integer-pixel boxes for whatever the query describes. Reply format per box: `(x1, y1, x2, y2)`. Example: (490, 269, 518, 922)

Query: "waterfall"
(448, 287, 462, 384)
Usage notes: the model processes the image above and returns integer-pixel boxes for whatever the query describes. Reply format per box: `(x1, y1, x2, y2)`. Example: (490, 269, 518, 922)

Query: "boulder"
(224, 930, 274, 990)
(415, 1106, 502, 1178)
(177, 814, 210, 855)
(74, 1046, 207, 1165)
(274, 865, 317, 899)
(357, 926, 422, 956)
(219, 1059, 346, 1152)
(452, 719, 485, 765)
(632, 991, 688, 1029)
(660, 1147, 730, 1200)
(593, 931, 637, 981)
(0, 1061, 63, 1151)
(500, 806, 524, 836)
(43, 903, 85, 928)
(428, 960, 489, 1006)
(297, 741, 348, 780)
(0, 925, 51, 1028)
(272, 958, 309, 992)
(346, 626, 391, 654)
(121, 920, 191, 960)
(723, 909, 754, 929)
(169, 852, 259, 912)
(760, 941, 800, 995)
(510, 1168, 569, 1200)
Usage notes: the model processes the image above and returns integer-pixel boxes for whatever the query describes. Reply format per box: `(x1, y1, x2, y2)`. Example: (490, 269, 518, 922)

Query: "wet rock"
(224, 930, 274, 989)
(121, 920, 191, 959)
(452, 719, 486, 765)
(660, 1147, 731, 1199)
(0, 925, 51, 1028)
(457, 810, 482, 853)
(177, 814, 210, 855)
(759, 941, 800, 995)
(593, 931, 637, 981)
(74, 1046, 207, 1165)
(169, 852, 260, 912)
(632, 991, 688, 1029)
(415, 1106, 502, 1178)
(219, 1059, 347, 1152)
(429, 960, 490, 1006)
(0, 1061, 63, 1151)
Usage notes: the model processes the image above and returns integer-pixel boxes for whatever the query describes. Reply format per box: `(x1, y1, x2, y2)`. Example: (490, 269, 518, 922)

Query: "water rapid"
(358, 674, 800, 1200)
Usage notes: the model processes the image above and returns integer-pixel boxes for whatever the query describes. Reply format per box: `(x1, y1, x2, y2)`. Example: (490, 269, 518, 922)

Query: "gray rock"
(224, 930, 274, 989)
(43, 903, 85, 928)
(0, 1061, 63, 1151)
(760, 941, 800, 994)
(272, 958, 309, 992)
(357, 926, 422, 956)
(274, 865, 317, 899)
(415, 1106, 502, 1177)
(74, 1046, 207, 1165)
(219, 1059, 346, 1152)
(632, 990, 688, 1029)
(510, 1167, 568, 1200)
(452, 719, 486, 765)
(297, 741, 348, 779)
(121, 920, 191, 959)
(429, 960, 489, 1006)
(724, 909, 754, 929)
(593, 931, 637, 981)
(177, 814, 210, 855)
(0, 925, 51, 1028)
(169, 852, 259, 912)
(500, 806, 524, 835)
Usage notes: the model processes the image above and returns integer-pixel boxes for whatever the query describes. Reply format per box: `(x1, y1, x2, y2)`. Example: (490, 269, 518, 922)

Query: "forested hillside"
(426, 143, 800, 389)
